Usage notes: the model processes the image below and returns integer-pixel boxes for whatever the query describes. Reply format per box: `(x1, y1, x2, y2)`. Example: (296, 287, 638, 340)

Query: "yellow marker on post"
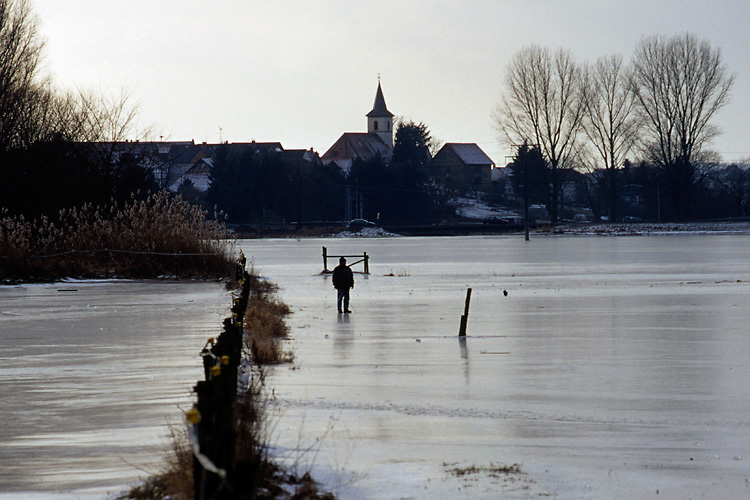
(185, 408, 201, 424)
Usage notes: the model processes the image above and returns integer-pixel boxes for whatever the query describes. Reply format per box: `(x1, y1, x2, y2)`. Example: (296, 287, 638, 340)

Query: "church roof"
(366, 82, 394, 118)
(322, 132, 393, 163)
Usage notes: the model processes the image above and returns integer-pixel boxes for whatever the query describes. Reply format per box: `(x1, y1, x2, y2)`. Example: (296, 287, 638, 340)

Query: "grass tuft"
(243, 283, 294, 365)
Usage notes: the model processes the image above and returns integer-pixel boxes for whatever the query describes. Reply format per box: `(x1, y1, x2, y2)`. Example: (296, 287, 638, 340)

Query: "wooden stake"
(458, 287, 472, 336)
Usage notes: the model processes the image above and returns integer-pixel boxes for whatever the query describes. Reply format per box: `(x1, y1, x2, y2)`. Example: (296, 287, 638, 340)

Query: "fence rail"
(322, 245, 370, 274)
(0, 248, 229, 280)
(0, 248, 226, 259)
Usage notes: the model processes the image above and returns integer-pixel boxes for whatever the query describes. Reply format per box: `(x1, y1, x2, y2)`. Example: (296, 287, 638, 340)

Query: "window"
(374, 121, 379, 130)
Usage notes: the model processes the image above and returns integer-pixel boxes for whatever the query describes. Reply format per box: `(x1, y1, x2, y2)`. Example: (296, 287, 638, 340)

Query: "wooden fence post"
(322, 246, 328, 272)
(458, 288, 472, 336)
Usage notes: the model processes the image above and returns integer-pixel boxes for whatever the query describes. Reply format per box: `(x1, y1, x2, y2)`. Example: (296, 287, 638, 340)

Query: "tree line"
(205, 119, 450, 226)
(0, 0, 156, 220)
(495, 33, 738, 223)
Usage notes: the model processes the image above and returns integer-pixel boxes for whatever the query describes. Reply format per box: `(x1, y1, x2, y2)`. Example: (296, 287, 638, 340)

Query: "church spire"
(366, 81, 394, 148)
(367, 81, 393, 118)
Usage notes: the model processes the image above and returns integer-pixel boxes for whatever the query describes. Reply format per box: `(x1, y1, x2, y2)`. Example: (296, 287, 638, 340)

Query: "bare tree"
(581, 55, 640, 221)
(0, 0, 47, 151)
(494, 45, 585, 222)
(630, 33, 734, 220)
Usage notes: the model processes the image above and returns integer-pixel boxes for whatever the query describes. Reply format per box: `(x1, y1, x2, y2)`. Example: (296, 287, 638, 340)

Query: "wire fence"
(0, 248, 227, 259)
(0, 247, 231, 281)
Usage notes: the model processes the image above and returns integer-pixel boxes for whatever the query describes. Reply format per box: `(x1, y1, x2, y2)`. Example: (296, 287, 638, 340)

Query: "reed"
(242, 274, 294, 366)
(0, 191, 234, 281)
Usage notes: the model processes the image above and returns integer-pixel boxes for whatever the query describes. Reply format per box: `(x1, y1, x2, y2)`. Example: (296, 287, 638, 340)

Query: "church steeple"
(366, 80, 394, 148)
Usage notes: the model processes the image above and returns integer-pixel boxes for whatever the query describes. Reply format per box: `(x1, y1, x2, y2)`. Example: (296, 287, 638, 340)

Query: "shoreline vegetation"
(0, 192, 234, 283)
(228, 220, 750, 239)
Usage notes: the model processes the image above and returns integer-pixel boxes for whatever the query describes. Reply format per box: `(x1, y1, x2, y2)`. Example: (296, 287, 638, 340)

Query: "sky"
(32, 1, 750, 166)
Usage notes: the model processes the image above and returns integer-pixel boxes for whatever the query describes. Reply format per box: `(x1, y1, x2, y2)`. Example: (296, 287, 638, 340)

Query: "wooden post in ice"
(322, 246, 328, 272)
(458, 288, 472, 336)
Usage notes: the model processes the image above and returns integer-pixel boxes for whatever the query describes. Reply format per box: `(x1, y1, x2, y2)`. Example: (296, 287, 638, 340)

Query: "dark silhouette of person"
(332, 257, 354, 313)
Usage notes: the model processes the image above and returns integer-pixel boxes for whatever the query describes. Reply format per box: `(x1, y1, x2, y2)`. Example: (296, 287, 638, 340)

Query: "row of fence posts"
(186, 253, 249, 500)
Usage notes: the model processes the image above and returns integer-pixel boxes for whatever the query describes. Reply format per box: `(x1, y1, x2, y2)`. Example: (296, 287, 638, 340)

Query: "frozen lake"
(239, 235, 750, 499)
(0, 280, 228, 499)
(3, 235, 750, 499)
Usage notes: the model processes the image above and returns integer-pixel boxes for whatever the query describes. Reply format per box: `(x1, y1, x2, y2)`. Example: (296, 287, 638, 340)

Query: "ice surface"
(4, 235, 750, 499)
(0, 280, 228, 499)
(239, 235, 750, 499)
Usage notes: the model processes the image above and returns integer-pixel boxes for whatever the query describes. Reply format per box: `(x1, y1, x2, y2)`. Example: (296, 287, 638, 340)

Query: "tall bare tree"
(630, 33, 734, 220)
(495, 45, 585, 222)
(0, 0, 47, 151)
(581, 55, 640, 221)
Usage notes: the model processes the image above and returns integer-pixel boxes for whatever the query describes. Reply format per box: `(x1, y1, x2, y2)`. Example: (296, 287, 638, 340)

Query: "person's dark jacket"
(332, 264, 354, 290)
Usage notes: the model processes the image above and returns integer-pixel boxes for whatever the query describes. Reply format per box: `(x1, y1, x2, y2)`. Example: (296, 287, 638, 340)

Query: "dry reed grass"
(243, 281, 294, 366)
(0, 191, 234, 281)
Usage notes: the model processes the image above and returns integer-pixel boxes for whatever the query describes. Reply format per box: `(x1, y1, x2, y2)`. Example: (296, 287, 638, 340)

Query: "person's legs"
(337, 288, 345, 313)
(343, 289, 350, 313)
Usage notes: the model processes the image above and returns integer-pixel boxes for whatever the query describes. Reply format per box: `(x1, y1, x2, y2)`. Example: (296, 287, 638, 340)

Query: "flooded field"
(239, 235, 750, 499)
(0, 280, 228, 499)
(3, 234, 750, 499)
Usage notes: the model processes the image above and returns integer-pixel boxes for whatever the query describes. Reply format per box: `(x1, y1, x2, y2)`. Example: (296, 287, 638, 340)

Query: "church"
(322, 82, 495, 191)
(321, 82, 395, 173)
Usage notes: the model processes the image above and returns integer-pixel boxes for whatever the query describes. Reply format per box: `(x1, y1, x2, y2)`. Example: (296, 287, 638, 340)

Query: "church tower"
(366, 81, 394, 148)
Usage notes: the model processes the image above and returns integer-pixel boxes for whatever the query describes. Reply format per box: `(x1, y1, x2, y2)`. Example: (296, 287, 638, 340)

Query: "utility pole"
(345, 185, 352, 222)
(524, 159, 530, 241)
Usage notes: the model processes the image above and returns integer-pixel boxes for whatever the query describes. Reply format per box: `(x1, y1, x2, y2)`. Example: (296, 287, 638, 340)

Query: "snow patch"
(544, 222, 750, 236)
(331, 227, 401, 238)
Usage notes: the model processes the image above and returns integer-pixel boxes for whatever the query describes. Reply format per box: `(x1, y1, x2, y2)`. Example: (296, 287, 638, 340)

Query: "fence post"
(458, 288, 472, 336)
(322, 246, 328, 272)
(191, 256, 251, 500)
(363, 252, 369, 274)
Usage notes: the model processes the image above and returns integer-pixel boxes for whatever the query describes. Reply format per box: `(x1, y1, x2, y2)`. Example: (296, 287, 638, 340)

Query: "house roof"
(438, 143, 495, 166)
(365, 82, 394, 118)
(282, 149, 321, 168)
(226, 142, 283, 153)
(322, 133, 393, 164)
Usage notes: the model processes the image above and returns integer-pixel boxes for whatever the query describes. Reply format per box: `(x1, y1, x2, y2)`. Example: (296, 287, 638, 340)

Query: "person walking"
(332, 257, 354, 313)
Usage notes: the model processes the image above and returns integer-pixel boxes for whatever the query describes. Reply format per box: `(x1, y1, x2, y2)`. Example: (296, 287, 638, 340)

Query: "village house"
(430, 142, 495, 192)
(105, 82, 494, 196)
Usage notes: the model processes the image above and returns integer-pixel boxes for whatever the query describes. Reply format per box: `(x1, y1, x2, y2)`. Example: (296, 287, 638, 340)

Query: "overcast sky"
(32, 1, 750, 165)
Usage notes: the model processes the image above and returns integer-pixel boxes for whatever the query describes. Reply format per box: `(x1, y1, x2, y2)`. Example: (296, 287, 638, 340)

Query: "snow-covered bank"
(541, 221, 750, 236)
(330, 227, 401, 238)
